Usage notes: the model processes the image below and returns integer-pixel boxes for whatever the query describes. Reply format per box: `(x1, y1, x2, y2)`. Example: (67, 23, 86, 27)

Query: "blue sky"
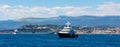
(0, 0, 119, 7)
(0, 0, 120, 20)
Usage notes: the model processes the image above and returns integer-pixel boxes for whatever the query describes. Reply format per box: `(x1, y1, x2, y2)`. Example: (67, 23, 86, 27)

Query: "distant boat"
(13, 29, 17, 34)
(57, 22, 78, 38)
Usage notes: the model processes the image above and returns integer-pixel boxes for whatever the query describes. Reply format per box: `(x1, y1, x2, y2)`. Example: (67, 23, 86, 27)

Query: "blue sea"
(0, 34, 120, 47)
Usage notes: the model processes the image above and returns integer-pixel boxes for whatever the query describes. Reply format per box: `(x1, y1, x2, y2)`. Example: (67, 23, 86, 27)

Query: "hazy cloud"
(0, 2, 120, 20)
(95, 2, 120, 16)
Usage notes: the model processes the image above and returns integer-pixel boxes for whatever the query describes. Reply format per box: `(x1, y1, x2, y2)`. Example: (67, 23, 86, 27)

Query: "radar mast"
(66, 21, 71, 27)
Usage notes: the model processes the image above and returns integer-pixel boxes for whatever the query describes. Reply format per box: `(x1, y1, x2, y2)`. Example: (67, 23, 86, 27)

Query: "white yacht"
(57, 22, 78, 38)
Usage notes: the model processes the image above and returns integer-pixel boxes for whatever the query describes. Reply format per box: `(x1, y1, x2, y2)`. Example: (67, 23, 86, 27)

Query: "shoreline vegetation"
(0, 24, 120, 34)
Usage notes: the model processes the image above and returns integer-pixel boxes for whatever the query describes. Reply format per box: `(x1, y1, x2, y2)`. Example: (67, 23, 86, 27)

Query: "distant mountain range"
(0, 16, 120, 29)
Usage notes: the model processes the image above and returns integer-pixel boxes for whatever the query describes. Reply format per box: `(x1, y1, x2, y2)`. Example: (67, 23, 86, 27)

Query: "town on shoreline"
(0, 24, 120, 34)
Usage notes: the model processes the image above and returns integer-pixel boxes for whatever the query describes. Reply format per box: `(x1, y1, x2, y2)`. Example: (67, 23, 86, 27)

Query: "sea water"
(0, 34, 120, 47)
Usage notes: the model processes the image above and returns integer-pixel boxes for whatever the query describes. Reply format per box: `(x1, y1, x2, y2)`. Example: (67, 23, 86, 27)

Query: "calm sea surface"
(0, 34, 120, 47)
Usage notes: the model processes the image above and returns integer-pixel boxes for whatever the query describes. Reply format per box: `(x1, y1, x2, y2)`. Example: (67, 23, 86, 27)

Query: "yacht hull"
(57, 33, 78, 38)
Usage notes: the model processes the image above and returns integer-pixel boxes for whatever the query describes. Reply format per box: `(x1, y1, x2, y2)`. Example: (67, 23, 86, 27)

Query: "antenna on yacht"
(66, 21, 71, 27)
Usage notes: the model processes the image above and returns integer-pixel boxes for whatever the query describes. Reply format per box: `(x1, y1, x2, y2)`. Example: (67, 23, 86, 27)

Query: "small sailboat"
(13, 29, 17, 34)
(57, 22, 78, 38)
